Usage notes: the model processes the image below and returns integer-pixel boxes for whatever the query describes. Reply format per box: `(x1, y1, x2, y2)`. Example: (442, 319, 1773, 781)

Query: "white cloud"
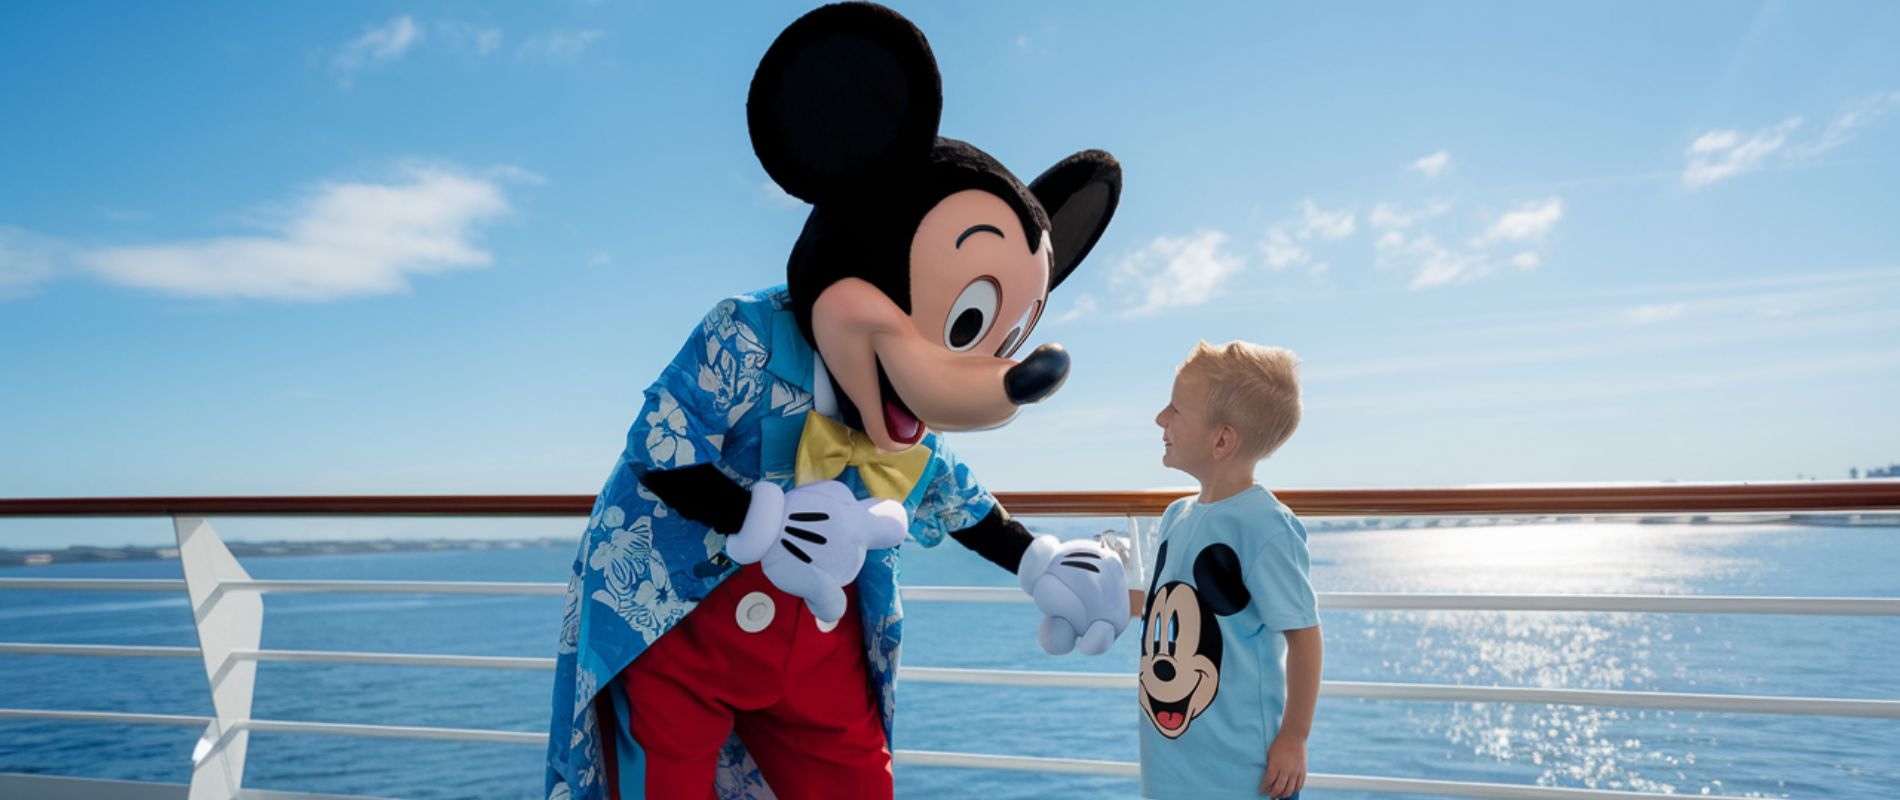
(1795, 90, 1900, 159)
(1111, 230, 1244, 316)
(474, 28, 503, 56)
(1378, 234, 1484, 289)
(1624, 303, 1686, 324)
(1368, 200, 1450, 230)
(484, 164, 546, 185)
(332, 16, 421, 86)
(518, 30, 605, 61)
(1682, 117, 1801, 188)
(1052, 293, 1098, 324)
(1368, 204, 1407, 230)
(76, 165, 514, 301)
(1477, 197, 1564, 244)
(1368, 196, 1558, 289)
(1260, 228, 1308, 270)
(1410, 150, 1451, 178)
(1298, 200, 1355, 240)
(0, 227, 65, 298)
(759, 180, 804, 209)
(1682, 91, 1900, 187)
(1381, 230, 1547, 290)
(437, 21, 503, 56)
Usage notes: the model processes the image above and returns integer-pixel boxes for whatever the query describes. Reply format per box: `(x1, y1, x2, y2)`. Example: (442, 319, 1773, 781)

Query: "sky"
(3, 0, 1899, 533)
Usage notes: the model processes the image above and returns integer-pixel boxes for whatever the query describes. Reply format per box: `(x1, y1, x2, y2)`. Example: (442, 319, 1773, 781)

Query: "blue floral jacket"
(545, 286, 997, 800)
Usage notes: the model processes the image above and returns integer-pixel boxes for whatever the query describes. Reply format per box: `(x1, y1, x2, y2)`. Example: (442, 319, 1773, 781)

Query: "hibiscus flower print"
(702, 298, 741, 342)
(698, 321, 768, 427)
(644, 388, 697, 467)
(715, 737, 775, 800)
(557, 571, 581, 655)
(586, 514, 687, 644)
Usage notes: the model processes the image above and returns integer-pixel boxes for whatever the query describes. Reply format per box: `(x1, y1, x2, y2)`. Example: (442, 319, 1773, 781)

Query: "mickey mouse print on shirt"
(1138, 539, 1252, 738)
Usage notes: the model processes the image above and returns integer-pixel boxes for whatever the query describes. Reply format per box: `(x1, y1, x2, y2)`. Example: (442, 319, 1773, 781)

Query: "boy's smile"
(1155, 373, 1213, 474)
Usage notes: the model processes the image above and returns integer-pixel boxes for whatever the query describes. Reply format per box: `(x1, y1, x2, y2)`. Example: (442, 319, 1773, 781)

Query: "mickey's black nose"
(1152, 659, 1176, 681)
(1004, 343, 1070, 405)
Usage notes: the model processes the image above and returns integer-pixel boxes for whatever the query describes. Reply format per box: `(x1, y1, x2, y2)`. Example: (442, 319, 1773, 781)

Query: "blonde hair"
(1177, 340, 1302, 462)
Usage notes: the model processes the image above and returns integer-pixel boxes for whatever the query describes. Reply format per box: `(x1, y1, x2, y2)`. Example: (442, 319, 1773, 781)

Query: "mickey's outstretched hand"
(1019, 535, 1131, 655)
(727, 480, 909, 624)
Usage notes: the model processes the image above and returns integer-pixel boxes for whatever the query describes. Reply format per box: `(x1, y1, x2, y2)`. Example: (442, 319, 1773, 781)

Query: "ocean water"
(2, 518, 1897, 799)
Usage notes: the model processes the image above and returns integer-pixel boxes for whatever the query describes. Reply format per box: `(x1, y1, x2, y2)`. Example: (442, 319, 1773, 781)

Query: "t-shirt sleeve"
(908, 440, 998, 549)
(1247, 515, 1320, 632)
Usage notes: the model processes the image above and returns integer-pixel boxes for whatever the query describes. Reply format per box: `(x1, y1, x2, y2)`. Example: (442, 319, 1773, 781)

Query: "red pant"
(607, 563, 893, 800)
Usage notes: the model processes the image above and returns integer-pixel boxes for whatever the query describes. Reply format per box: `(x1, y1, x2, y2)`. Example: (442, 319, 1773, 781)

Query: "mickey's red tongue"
(883, 397, 923, 445)
(1157, 711, 1186, 731)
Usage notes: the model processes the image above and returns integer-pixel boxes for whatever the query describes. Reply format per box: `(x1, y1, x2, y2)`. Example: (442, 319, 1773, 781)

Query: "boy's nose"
(1004, 343, 1070, 405)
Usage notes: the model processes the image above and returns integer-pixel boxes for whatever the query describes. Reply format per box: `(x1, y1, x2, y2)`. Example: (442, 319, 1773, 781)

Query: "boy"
(1137, 340, 1322, 800)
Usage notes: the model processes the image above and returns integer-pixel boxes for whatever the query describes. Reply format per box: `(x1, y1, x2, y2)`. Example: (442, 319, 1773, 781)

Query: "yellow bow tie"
(794, 410, 932, 501)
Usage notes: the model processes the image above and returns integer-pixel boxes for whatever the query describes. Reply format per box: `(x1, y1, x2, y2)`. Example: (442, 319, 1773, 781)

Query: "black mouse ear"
(747, 3, 943, 204)
(1192, 544, 1251, 617)
(1029, 150, 1121, 290)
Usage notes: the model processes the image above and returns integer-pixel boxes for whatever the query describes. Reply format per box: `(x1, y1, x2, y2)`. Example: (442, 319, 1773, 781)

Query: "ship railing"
(2, 482, 1898, 800)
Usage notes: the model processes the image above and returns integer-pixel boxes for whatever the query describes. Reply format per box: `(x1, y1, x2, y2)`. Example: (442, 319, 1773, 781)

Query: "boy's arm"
(1264, 624, 1322, 798)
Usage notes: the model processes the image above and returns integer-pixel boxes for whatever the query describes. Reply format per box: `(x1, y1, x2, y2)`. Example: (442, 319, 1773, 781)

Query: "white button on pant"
(735, 592, 775, 633)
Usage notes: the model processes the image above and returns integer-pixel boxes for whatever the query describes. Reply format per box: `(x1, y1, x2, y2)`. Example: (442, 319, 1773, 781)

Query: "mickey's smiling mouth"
(1147, 692, 1189, 733)
(1143, 673, 1205, 736)
(875, 358, 924, 447)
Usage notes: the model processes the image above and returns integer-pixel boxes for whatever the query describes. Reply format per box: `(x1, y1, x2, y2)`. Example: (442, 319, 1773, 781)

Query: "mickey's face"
(811, 190, 1051, 453)
(748, 3, 1120, 454)
(1139, 581, 1222, 739)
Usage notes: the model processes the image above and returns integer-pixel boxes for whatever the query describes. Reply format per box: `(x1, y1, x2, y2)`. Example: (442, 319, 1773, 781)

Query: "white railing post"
(1125, 514, 1151, 590)
(174, 517, 262, 800)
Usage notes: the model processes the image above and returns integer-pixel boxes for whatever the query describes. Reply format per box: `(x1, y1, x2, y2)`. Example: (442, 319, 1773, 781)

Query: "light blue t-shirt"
(1138, 485, 1320, 800)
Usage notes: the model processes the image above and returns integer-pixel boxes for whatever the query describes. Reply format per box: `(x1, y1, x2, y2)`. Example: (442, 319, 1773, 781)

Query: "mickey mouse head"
(1139, 541, 1251, 739)
(748, 2, 1122, 453)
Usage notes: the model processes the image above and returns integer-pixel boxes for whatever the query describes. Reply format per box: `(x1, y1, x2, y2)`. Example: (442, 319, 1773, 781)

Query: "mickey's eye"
(994, 299, 1042, 358)
(943, 278, 999, 351)
(1166, 612, 1180, 657)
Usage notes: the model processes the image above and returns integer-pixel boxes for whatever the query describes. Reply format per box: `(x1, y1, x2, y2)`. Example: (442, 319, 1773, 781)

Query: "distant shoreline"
(7, 512, 1897, 568)
(0, 537, 571, 567)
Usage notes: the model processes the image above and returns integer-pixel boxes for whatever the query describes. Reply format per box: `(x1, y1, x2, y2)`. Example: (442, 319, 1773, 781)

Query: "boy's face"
(1155, 372, 1216, 476)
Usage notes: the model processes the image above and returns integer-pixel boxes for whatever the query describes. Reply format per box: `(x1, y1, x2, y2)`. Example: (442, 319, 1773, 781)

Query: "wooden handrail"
(1, 481, 1897, 518)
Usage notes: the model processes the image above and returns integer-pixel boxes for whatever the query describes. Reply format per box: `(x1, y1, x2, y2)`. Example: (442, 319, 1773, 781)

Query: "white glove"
(1019, 535, 1130, 655)
(727, 480, 908, 623)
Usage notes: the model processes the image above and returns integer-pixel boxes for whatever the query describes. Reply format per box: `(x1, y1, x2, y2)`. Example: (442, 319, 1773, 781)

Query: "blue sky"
(3, 0, 1898, 517)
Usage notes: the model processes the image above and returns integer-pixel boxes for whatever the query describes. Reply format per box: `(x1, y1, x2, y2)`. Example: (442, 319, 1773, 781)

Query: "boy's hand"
(1261, 733, 1306, 798)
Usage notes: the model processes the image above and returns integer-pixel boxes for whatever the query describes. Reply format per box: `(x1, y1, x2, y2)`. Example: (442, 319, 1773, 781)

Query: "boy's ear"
(1214, 424, 1240, 460)
(1192, 543, 1251, 617)
(1029, 150, 1121, 290)
(747, 3, 942, 204)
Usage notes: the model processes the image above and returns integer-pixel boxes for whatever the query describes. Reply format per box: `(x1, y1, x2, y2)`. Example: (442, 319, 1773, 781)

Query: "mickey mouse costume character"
(546, 5, 1129, 799)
